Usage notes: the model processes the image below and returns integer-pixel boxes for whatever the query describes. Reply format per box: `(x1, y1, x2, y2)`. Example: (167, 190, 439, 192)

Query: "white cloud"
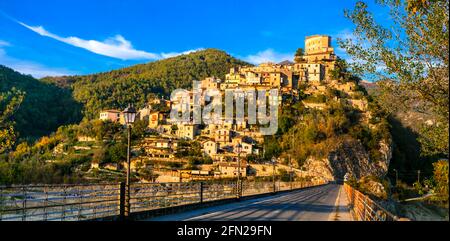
(0, 40, 10, 47)
(160, 48, 204, 59)
(0, 41, 75, 78)
(242, 49, 293, 65)
(4, 61, 75, 78)
(19, 22, 202, 61)
(19, 22, 159, 60)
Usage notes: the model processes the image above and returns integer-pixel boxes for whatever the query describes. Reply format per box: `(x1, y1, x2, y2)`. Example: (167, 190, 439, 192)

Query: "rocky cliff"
(302, 137, 392, 182)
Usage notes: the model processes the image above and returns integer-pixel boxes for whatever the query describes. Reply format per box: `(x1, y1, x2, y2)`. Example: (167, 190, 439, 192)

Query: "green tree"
(263, 136, 282, 159)
(131, 119, 149, 139)
(432, 159, 449, 204)
(339, 0, 449, 156)
(138, 166, 158, 181)
(295, 48, 304, 57)
(92, 147, 107, 164)
(329, 57, 360, 83)
(0, 88, 24, 153)
(294, 48, 304, 63)
(0, 65, 82, 139)
(107, 142, 127, 164)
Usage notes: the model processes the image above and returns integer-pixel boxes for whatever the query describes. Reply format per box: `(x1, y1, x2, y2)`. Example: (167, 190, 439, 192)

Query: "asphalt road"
(147, 184, 352, 221)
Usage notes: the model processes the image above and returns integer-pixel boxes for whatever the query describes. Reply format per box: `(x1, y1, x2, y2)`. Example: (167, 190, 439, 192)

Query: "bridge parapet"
(0, 183, 120, 221)
(343, 183, 402, 221)
(0, 180, 326, 221)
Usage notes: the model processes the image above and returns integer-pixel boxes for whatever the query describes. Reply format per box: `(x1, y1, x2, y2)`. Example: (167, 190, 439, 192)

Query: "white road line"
(328, 185, 342, 221)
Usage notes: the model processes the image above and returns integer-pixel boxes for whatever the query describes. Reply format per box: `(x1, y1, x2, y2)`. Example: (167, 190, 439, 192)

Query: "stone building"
(177, 124, 199, 140)
(202, 140, 219, 156)
(217, 161, 247, 178)
(99, 110, 121, 122)
(148, 111, 167, 129)
(294, 35, 336, 82)
(201, 77, 222, 90)
(219, 35, 336, 90)
(293, 63, 325, 82)
(215, 128, 233, 144)
(138, 105, 152, 121)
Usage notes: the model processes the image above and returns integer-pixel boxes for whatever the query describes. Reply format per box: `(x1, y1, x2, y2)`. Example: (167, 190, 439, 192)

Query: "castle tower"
(293, 35, 336, 83)
(304, 35, 335, 64)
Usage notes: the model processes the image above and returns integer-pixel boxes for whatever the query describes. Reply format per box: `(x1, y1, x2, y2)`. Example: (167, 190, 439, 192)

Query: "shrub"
(432, 159, 449, 204)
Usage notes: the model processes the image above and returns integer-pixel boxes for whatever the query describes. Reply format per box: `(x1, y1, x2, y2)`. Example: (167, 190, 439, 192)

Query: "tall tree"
(329, 57, 361, 83)
(0, 88, 24, 153)
(338, 0, 449, 156)
(295, 48, 304, 57)
(294, 48, 304, 63)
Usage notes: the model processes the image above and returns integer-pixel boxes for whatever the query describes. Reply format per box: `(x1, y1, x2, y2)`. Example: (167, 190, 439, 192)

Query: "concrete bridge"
(0, 181, 398, 221)
(147, 184, 352, 221)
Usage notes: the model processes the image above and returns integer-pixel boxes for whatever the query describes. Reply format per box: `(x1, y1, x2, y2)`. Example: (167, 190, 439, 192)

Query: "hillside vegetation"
(0, 65, 82, 140)
(339, 0, 449, 212)
(264, 81, 391, 179)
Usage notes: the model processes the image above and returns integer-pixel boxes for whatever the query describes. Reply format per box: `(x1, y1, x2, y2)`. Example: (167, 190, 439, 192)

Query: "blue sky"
(0, 0, 385, 78)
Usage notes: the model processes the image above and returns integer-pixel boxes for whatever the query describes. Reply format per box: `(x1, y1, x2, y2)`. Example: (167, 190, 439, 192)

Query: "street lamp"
(123, 105, 137, 125)
(123, 104, 136, 217)
(236, 143, 242, 198)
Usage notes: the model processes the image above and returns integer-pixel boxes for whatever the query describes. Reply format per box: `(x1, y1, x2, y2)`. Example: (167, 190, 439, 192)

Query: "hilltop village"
(92, 35, 371, 183)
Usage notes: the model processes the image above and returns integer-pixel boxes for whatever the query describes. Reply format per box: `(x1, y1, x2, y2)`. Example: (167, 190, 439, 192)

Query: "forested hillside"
(43, 49, 251, 119)
(0, 66, 82, 139)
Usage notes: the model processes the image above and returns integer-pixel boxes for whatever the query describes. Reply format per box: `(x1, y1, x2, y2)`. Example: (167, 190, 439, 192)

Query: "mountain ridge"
(42, 48, 251, 88)
(0, 65, 82, 139)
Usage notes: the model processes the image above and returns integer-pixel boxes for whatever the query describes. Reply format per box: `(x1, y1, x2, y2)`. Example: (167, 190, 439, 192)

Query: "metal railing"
(0, 180, 323, 221)
(0, 183, 120, 221)
(343, 183, 398, 221)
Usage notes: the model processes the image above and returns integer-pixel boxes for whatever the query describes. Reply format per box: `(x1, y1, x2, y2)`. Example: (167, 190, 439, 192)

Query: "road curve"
(146, 184, 352, 221)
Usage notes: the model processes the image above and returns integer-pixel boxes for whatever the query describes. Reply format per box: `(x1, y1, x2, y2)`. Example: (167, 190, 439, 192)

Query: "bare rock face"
(377, 139, 392, 174)
(302, 158, 335, 182)
(358, 176, 388, 199)
(302, 138, 392, 182)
